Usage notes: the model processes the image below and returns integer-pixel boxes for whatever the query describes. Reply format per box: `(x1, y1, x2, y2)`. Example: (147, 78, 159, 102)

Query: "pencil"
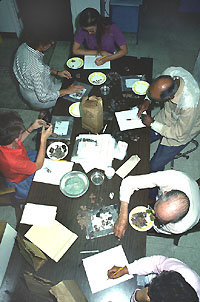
(107, 266, 124, 280)
(96, 56, 106, 61)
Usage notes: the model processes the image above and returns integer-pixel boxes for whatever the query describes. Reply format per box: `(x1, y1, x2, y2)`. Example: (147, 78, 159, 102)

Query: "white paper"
(115, 107, 146, 131)
(84, 55, 110, 69)
(0, 223, 17, 287)
(20, 203, 57, 226)
(82, 245, 133, 294)
(54, 121, 69, 136)
(33, 159, 74, 185)
(116, 155, 141, 178)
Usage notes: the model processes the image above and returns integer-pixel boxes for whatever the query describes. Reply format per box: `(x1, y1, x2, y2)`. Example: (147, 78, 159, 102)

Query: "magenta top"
(74, 23, 126, 54)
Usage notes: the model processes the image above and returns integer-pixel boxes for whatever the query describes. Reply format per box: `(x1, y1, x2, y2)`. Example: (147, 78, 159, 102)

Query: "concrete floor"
(0, 0, 200, 277)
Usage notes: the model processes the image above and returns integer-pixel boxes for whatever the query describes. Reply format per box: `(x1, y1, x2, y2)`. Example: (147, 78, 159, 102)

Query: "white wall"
(70, 0, 101, 32)
(0, 0, 22, 37)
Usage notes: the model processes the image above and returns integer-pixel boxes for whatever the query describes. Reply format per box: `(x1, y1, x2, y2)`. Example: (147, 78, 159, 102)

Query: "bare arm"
(35, 125, 52, 170)
(59, 84, 84, 97)
(114, 201, 129, 239)
(95, 44, 128, 66)
(21, 119, 47, 142)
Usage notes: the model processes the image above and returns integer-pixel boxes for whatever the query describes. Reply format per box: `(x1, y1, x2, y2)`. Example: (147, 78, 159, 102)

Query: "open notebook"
(25, 220, 78, 262)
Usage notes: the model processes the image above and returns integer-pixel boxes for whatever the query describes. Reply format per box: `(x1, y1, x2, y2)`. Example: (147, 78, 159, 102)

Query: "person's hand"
(65, 84, 84, 95)
(95, 56, 108, 66)
(40, 124, 52, 142)
(31, 119, 48, 131)
(114, 214, 128, 239)
(58, 70, 72, 79)
(107, 266, 128, 279)
(141, 114, 154, 126)
(137, 99, 151, 117)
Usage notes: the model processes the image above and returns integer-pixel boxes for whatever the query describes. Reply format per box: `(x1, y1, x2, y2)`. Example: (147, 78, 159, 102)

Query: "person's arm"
(72, 41, 102, 56)
(50, 69, 72, 79)
(95, 44, 128, 66)
(152, 107, 198, 144)
(35, 125, 52, 170)
(21, 119, 48, 142)
(59, 84, 84, 97)
(137, 99, 151, 117)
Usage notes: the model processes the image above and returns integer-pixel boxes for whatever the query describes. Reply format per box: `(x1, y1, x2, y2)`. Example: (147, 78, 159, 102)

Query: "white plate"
(132, 81, 149, 95)
(47, 142, 68, 160)
(129, 206, 154, 232)
(66, 57, 84, 69)
(88, 72, 107, 85)
(69, 102, 81, 117)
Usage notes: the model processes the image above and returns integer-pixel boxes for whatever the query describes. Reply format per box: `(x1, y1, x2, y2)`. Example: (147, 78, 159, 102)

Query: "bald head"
(148, 75, 179, 102)
(154, 190, 189, 224)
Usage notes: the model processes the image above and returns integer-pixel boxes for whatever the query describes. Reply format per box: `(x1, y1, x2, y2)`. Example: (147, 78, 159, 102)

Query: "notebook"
(25, 220, 78, 262)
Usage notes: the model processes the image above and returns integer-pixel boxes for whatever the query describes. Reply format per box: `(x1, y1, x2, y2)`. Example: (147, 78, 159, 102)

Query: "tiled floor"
(0, 0, 200, 279)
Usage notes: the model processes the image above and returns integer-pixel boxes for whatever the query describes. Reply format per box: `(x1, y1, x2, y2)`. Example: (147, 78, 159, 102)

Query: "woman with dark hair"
(72, 8, 128, 66)
(13, 30, 83, 116)
(108, 255, 200, 302)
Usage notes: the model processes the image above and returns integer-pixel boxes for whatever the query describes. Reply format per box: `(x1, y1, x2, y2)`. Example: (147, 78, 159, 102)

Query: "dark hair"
(22, 29, 53, 49)
(0, 112, 25, 145)
(152, 75, 178, 100)
(148, 271, 198, 302)
(79, 8, 112, 52)
(159, 189, 189, 223)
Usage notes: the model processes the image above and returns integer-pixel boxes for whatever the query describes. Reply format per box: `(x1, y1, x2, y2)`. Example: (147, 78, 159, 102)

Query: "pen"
(107, 266, 124, 280)
(102, 124, 107, 133)
(96, 56, 106, 61)
(80, 250, 99, 254)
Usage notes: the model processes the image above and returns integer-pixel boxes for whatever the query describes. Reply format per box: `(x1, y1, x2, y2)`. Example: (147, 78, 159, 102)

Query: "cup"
(91, 171, 104, 185)
(105, 167, 115, 179)
(100, 85, 110, 95)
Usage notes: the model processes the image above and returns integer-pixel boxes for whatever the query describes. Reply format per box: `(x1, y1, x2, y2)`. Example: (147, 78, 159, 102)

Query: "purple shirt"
(127, 256, 200, 301)
(74, 23, 126, 54)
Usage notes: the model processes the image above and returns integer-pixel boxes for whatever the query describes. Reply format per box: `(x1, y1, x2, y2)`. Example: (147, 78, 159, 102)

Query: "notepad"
(25, 220, 78, 262)
(84, 55, 110, 69)
(82, 245, 133, 293)
(115, 107, 147, 131)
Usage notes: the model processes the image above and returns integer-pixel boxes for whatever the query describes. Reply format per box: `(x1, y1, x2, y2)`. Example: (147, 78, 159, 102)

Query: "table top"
(0, 56, 152, 302)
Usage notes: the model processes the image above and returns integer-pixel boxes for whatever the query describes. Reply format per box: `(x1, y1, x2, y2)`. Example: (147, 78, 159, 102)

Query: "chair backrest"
(193, 49, 200, 85)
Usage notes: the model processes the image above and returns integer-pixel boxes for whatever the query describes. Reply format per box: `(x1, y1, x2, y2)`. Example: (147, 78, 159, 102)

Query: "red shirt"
(0, 140, 36, 183)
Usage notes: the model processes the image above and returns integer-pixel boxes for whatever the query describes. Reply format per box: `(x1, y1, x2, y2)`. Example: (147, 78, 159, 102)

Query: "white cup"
(105, 167, 115, 179)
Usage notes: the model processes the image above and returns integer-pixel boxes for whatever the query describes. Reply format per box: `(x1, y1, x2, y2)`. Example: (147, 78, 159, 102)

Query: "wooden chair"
(0, 176, 26, 223)
(147, 220, 200, 246)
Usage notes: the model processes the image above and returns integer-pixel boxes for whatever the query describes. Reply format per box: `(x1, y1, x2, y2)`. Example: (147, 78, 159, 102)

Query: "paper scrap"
(33, 159, 74, 185)
(20, 203, 57, 227)
(116, 155, 141, 178)
(115, 107, 146, 131)
(54, 121, 69, 136)
(84, 55, 110, 69)
(82, 245, 133, 294)
(25, 220, 78, 262)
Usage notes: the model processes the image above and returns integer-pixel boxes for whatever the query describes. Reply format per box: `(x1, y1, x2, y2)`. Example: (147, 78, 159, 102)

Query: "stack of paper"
(71, 134, 116, 173)
(82, 245, 133, 293)
(84, 55, 110, 69)
(115, 107, 146, 131)
(33, 159, 74, 185)
(25, 220, 78, 262)
(20, 203, 57, 227)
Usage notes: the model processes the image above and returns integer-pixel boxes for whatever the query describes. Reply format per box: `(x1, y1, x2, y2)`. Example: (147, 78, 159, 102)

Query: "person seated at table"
(13, 29, 83, 119)
(0, 111, 52, 200)
(107, 255, 200, 302)
(114, 170, 200, 238)
(137, 66, 200, 173)
(72, 7, 128, 66)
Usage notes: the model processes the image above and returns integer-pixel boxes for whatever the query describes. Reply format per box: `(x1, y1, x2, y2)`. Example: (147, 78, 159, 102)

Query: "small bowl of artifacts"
(47, 141, 68, 160)
(129, 206, 155, 232)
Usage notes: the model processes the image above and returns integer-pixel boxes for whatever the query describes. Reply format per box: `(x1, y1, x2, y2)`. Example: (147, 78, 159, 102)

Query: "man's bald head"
(148, 75, 179, 102)
(154, 190, 189, 224)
